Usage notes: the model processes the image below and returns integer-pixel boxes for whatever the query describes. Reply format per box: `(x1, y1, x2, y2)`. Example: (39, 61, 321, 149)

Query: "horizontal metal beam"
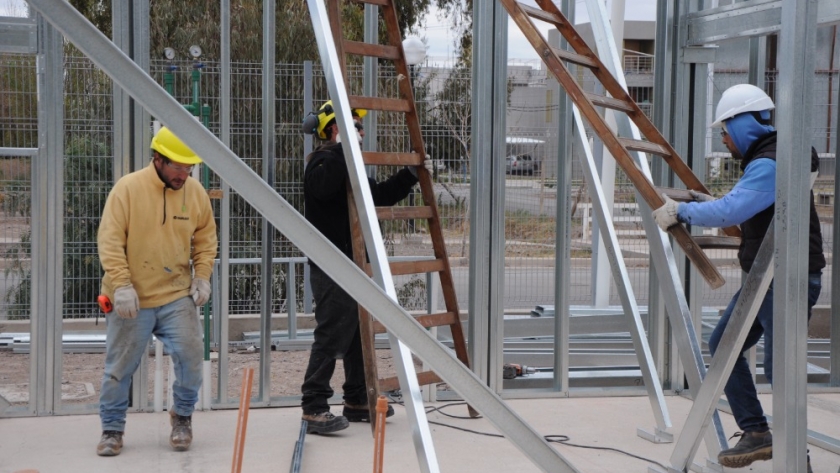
(686, 0, 840, 46)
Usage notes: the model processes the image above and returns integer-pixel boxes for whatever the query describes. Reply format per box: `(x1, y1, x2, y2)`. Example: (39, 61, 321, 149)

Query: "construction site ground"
(2, 390, 839, 473)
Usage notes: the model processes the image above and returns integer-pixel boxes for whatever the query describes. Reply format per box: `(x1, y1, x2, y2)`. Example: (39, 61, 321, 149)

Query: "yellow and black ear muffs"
(301, 102, 367, 140)
(301, 110, 322, 137)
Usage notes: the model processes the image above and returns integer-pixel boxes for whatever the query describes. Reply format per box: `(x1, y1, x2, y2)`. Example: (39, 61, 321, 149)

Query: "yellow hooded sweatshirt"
(98, 162, 217, 308)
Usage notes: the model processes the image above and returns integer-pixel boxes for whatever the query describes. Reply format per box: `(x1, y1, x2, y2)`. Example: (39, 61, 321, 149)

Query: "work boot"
(343, 402, 395, 423)
(169, 411, 193, 451)
(717, 430, 773, 468)
(96, 430, 123, 456)
(302, 411, 349, 434)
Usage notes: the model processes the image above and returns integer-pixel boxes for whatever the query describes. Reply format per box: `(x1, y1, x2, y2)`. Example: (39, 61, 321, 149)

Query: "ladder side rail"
(574, 0, 740, 238)
(503, 0, 725, 288)
(349, 189, 382, 434)
(327, 0, 380, 431)
(580, 0, 728, 456)
(533, 0, 746, 241)
(378, 0, 477, 417)
(315, 1, 441, 470)
(380, 2, 425, 157)
(534, 0, 715, 200)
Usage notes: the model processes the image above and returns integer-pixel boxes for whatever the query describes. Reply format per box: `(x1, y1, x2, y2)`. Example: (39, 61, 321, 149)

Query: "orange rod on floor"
(231, 368, 254, 473)
(372, 395, 389, 473)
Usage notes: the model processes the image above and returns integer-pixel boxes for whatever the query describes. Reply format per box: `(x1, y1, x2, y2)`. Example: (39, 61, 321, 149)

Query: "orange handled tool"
(97, 295, 113, 314)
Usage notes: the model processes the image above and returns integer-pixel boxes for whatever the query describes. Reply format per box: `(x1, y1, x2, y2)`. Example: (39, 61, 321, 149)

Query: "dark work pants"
(708, 272, 822, 432)
(301, 266, 367, 414)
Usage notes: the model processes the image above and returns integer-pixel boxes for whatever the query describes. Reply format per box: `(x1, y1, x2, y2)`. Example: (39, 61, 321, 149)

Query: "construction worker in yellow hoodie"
(95, 126, 217, 457)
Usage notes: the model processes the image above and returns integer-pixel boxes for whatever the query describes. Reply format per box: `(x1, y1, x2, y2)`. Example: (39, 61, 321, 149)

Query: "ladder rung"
(617, 138, 671, 157)
(519, 3, 563, 26)
(380, 370, 442, 392)
(375, 206, 435, 220)
(349, 96, 411, 113)
(362, 151, 422, 166)
(657, 187, 693, 202)
(585, 93, 635, 113)
(343, 40, 401, 60)
(552, 46, 598, 68)
(348, 0, 389, 5)
(389, 259, 447, 276)
(695, 236, 741, 250)
(372, 311, 460, 334)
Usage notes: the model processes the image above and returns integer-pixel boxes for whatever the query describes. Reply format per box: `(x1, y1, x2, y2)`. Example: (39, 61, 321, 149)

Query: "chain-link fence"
(0, 50, 835, 320)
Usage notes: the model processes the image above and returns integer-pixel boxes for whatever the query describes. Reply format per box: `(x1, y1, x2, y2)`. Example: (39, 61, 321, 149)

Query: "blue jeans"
(99, 296, 203, 432)
(708, 272, 822, 432)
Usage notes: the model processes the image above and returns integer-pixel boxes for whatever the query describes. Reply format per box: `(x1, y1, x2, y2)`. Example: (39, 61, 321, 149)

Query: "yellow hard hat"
(150, 126, 202, 164)
(301, 100, 368, 140)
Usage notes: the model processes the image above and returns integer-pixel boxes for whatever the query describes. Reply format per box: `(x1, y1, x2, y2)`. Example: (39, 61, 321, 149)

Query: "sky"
(418, 0, 657, 65)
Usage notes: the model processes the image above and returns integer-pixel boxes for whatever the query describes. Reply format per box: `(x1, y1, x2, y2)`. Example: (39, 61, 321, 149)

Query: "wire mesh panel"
(0, 48, 834, 336)
(0, 53, 36, 321)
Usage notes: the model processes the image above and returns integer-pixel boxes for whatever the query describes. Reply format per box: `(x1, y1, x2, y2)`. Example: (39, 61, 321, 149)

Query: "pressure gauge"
(189, 45, 202, 58)
(164, 47, 175, 60)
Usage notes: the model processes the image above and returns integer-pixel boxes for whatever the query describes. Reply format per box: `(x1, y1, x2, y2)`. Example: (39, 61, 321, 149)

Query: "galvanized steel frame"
(29, 15, 64, 416)
(22, 1, 591, 470)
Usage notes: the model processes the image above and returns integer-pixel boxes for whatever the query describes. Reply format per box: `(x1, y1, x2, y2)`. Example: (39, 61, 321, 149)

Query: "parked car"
(505, 154, 540, 175)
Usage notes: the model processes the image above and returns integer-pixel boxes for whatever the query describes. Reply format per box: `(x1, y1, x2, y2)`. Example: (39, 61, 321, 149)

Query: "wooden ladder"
(325, 0, 478, 422)
(500, 0, 740, 289)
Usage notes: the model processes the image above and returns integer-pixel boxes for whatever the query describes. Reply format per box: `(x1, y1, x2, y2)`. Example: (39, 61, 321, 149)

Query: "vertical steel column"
(111, 0, 132, 179)
(651, 0, 676, 391)
(258, 0, 276, 402)
(468, 0, 506, 387)
(362, 4, 378, 158)
(589, 0, 622, 309)
(550, 0, 573, 393)
(30, 16, 64, 415)
(306, 1, 440, 470)
(773, 1, 818, 471)
(217, 0, 232, 405)
(686, 0, 714, 377)
(833, 68, 840, 387)
(132, 0, 151, 171)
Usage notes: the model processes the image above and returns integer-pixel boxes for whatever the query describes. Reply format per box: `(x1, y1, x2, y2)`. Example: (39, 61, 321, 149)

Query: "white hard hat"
(711, 84, 775, 128)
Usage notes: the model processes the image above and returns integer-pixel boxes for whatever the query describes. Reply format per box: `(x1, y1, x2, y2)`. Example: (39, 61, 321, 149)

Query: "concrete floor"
(2, 393, 839, 473)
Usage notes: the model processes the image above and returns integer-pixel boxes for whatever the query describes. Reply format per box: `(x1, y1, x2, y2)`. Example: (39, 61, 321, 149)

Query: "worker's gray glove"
(688, 189, 716, 203)
(652, 193, 681, 231)
(408, 156, 434, 178)
(114, 284, 139, 319)
(190, 278, 211, 307)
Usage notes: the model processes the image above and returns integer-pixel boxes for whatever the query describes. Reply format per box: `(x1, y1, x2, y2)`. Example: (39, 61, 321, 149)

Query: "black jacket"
(738, 131, 826, 273)
(304, 142, 419, 262)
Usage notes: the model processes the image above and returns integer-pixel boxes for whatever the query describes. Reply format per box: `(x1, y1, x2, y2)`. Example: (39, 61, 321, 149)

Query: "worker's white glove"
(652, 193, 681, 231)
(408, 156, 434, 178)
(190, 278, 211, 307)
(688, 189, 716, 203)
(114, 284, 139, 319)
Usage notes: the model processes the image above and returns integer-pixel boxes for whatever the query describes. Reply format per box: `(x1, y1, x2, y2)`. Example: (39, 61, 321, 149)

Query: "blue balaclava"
(724, 109, 774, 157)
